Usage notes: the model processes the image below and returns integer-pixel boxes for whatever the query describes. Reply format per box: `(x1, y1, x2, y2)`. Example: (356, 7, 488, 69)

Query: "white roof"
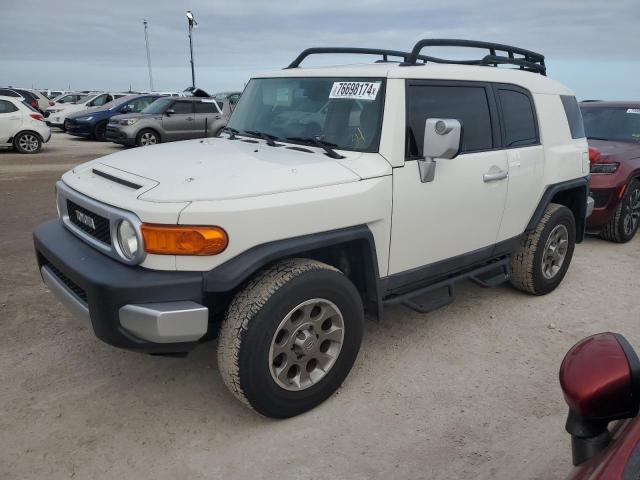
(254, 63, 573, 95)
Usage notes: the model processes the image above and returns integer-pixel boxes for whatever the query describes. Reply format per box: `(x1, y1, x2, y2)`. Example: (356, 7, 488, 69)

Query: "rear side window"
(0, 89, 19, 97)
(0, 100, 17, 113)
(561, 95, 585, 139)
(406, 84, 493, 158)
(195, 101, 220, 114)
(497, 89, 538, 147)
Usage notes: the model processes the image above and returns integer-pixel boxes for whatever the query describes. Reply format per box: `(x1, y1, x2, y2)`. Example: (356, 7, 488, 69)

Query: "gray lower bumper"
(41, 265, 208, 344)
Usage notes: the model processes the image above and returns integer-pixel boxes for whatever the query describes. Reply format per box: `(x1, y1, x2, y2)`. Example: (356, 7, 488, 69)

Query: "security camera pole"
(143, 19, 154, 91)
(186, 10, 197, 88)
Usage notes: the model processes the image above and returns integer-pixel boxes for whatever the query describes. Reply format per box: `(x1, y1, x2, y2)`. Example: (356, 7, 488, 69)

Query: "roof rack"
(285, 47, 429, 69)
(402, 39, 546, 75)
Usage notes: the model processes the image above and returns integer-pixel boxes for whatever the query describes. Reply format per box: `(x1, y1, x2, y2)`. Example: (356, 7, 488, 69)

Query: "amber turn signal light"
(141, 224, 228, 255)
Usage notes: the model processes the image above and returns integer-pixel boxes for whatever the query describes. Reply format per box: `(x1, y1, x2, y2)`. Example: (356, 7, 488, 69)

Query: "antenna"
(143, 19, 154, 91)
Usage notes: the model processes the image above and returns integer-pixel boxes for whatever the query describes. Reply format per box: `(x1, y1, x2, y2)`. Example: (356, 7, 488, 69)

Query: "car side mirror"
(165, 109, 175, 116)
(418, 118, 462, 183)
(560, 332, 640, 465)
(120, 105, 132, 113)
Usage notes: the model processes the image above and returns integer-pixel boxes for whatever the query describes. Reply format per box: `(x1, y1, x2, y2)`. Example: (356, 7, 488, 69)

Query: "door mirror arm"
(418, 118, 463, 183)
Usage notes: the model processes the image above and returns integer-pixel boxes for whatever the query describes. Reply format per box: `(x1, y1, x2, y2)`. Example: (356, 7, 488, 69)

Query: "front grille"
(44, 261, 88, 304)
(67, 199, 111, 245)
(591, 190, 611, 209)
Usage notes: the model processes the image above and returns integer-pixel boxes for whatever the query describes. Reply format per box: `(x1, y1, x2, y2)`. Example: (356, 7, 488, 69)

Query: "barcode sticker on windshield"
(627, 109, 640, 114)
(329, 82, 381, 101)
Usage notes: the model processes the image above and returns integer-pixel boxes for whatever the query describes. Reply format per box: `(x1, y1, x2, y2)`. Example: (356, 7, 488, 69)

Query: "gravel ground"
(1, 133, 639, 479)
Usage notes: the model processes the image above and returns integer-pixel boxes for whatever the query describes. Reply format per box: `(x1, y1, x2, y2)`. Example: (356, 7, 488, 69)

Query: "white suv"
(0, 95, 51, 153)
(45, 92, 129, 130)
(34, 40, 591, 418)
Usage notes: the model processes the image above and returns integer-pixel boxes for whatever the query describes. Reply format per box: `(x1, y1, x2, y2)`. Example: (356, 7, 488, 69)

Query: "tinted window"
(498, 89, 538, 147)
(195, 101, 219, 114)
(406, 84, 493, 157)
(0, 89, 19, 97)
(561, 95, 585, 139)
(0, 100, 17, 113)
(172, 101, 193, 114)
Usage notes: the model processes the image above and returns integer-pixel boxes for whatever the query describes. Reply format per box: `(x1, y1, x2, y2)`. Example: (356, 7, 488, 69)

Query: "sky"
(1, 0, 639, 100)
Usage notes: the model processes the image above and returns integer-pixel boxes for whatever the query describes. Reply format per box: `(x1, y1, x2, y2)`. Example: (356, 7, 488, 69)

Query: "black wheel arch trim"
(204, 225, 384, 321)
(526, 177, 590, 243)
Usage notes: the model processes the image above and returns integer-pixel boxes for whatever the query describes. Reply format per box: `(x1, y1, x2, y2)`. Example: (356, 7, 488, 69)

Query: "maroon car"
(560, 333, 640, 479)
(580, 102, 640, 243)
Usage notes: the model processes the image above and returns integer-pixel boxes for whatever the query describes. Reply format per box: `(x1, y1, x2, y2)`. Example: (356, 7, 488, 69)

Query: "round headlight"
(117, 220, 139, 259)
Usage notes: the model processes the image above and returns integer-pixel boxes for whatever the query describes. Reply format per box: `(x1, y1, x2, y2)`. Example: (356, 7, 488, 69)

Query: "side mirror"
(120, 105, 132, 113)
(418, 118, 462, 183)
(559, 332, 640, 465)
(165, 109, 175, 116)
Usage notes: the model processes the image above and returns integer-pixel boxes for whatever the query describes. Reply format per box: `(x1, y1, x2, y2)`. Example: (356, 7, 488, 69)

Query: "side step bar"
(383, 258, 510, 314)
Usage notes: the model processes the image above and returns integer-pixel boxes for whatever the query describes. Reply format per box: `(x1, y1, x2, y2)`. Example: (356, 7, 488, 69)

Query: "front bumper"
(105, 124, 136, 145)
(34, 219, 209, 353)
(65, 120, 92, 138)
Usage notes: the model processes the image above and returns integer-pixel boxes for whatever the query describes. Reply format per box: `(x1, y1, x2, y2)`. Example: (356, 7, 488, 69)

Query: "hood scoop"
(92, 168, 143, 190)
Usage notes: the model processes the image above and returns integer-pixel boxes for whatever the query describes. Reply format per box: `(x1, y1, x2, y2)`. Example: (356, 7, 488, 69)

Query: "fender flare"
(203, 225, 384, 320)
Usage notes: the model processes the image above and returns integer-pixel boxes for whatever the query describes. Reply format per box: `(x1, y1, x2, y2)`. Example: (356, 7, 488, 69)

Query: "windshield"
(581, 106, 640, 143)
(227, 77, 385, 152)
(57, 94, 79, 103)
(73, 94, 95, 104)
(142, 97, 173, 114)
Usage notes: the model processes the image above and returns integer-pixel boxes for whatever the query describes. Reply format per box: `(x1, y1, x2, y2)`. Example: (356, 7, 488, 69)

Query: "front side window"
(171, 101, 194, 114)
(227, 77, 385, 152)
(581, 106, 640, 144)
(0, 100, 17, 113)
(142, 97, 173, 114)
(497, 89, 538, 147)
(406, 84, 493, 158)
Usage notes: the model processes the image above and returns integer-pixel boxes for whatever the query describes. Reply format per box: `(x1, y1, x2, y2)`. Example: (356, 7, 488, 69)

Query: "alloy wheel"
(623, 187, 640, 237)
(268, 298, 345, 391)
(541, 224, 569, 280)
(140, 132, 157, 146)
(18, 134, 40, 153)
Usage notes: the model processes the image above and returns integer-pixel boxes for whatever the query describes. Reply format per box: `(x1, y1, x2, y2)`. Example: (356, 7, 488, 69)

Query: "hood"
(588, 139, 640, 161)
(74, 137, 363, 202)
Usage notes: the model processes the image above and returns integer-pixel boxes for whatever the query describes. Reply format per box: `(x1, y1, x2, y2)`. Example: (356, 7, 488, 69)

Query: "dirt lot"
(0, 132, 638, 480)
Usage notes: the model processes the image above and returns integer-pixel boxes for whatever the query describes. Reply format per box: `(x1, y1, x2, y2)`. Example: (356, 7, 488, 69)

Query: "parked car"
(213, 91, 242, 109)
(0, 88, 44, 113)
(580, 101, 640, 243)
(65, 94, 163, 141)
(106, 96, 230, 147)
(15, 88, 50, 112)
(560, 332, 640, 479)
(46, 92, 129, 130)
(0, 95, 51, 153)
(34, 40, 590, 418)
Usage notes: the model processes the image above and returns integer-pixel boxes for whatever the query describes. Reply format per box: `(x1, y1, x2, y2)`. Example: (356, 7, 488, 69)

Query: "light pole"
(186, 10, 197, 88)
(143, 19, 154, 91)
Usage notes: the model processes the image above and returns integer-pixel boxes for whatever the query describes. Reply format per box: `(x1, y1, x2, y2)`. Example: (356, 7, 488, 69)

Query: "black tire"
(217, 258, 364, 418)
(93, 121, 108, 141)
(13, 131, 42, 154)
(601, 179, 640, 243)
(510, 203, 576, 295)
(135, 129, 160, 147)
(61, 119, 69, 132)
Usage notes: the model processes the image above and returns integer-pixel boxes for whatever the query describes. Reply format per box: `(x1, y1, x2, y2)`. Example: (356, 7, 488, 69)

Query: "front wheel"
(217, 259, 364, 418)
(601, 180, 640, 243)
(14, 132, 42, 154)
(510, 203, 576, 295)
(135, 129, 159, 147)
(93, 121, 108, 141)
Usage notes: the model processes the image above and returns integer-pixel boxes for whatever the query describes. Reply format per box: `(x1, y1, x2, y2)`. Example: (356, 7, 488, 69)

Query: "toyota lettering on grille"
(75, 210, 96, 230)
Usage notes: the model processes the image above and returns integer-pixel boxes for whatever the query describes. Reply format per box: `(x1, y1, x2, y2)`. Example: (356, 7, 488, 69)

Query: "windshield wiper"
(244, 130, 283, 147)
(285, 137, 345, 159)
(222, 126, 239, 140)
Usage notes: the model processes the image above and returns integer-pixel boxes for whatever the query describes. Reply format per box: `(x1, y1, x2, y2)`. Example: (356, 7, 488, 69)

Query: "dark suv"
(581, 101, 640, 242)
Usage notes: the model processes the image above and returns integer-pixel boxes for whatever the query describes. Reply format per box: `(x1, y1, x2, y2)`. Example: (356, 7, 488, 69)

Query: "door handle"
(186, 116, 194, 121)
(483, 170, 509, 182)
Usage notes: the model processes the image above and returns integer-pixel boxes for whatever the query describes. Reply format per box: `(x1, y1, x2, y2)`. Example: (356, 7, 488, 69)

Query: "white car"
(34, 40, 591, 418)
(0, 95, 51, 153)
(46, 92, 129, 130)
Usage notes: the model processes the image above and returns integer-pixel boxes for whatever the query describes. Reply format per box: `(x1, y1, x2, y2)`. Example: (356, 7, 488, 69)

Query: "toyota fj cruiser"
(34, 40, 592, 418)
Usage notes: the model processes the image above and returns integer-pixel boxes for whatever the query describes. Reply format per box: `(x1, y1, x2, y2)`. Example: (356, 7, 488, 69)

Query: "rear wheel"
(601, 180, 640, 243)
(217, 258, 364, 418)
(135, 129, 159, 147)
(14, 132, 42, 154)
(93, 121, 108, 141)
(510, 203, 576, 295)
